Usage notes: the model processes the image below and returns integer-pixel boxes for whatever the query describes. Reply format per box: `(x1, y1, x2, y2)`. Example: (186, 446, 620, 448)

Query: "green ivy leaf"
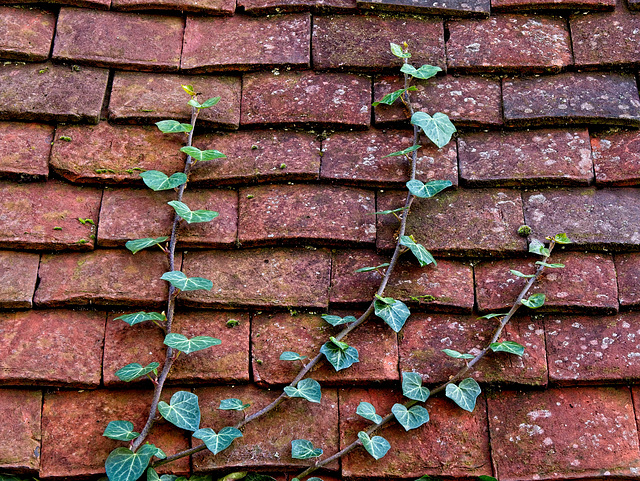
(193, 427, 242, 455)
(320, 340, 359, 371)
(125, 237, 169, 255)
(146, 467, 160, 481)
(115, 362, 160, 382)
(392, 404, 430, 431)
(114, 311, 166, 326)
(445, 378, 481, 412)
(355, 263, 389, 273)
(279, 351, 307, 361)
(219, 473, 249, 481)
(218, 398, 250, 411)
(158, 391, 201, 431)
(358, 431, 391, 460)
(321, 314, 357, 326)
(535, 261, 565, 268)
(374, 297, 410, 332)
(160, 271, 213, 291)
(390, 42, 411, 58)
(201, 97, 221, 108)
(477, 312, 508, 319)
(406, 179, 452, 199)
(490, 341, 525, 357)
(382, 145, 421, 158)
(105, 444, 159, 481)
(372, 88, 410, 107)
(182, 84, 196, 95)
(521, 293, 545, 309)
(167, 200, 218, 224)
(156, 120, 193, 133)
(284, 378, 321, 403)
(307, 478, 324, 481)
(329, 336, 348, 350)
(478, 476, 498, 481)
(401, 372, 430, 402)
(180, 146, 226, 162)
(442, 349, 474, 360)
(400, 64, 441, 80)
(187, 98, 202, 108)
(529, 239, 550, 257)
(163, 333, 221, 355)
(554, 233, 572, 244)
(510, 269, 535, 278)
(291, 439, 323, 459)
(399, 235, 436, 267)
(140, 171, 187, 191)
(356, 402, 382, 424)
(103, 420, 140, 441)
(411, 111, 456, 148)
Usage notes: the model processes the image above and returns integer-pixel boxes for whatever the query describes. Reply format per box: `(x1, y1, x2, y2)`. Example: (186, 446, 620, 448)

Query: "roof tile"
(0, 389, 41, 471)
(0, 251, 39, 308)
(591, 130, 640, 186)
(0, 0, 110, 8)
(0, 6, 56, 62)
(615, 252, 640, 307)
(0, 121, 51, 180)
(112, 0, 235, 14)
(356, 0, 491, 17)
(239, 0, 356, 14)
(491, 0, 614, 10)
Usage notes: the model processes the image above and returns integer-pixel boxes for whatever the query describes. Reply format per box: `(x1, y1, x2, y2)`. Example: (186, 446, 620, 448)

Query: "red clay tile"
(0, 122, 51, 180)
(321, 128, 458, 187)
(241, 71, 371, 128)
(0, 251, 39, 308)
(41, 388, 189, 478)
(0, 309, 105, 386)
(312, 15, 445, 71)
(0, 180, 101, 251)
(591, 130, 640, 186)
(340, 387, 491, 478)
(50, 122, 185, 184)
(98, 187, 237, 248)
(377, 188, 527, 255)
(458, 128, 593, 186)
(546, 312, 640, 384)
(475, 252, 619, 313)
(0, 61, 108, 124)
(448, 15, 572, 74)
(523, 187, 640, 250)
(112, 0, 234, 13)
(35, 250, 171, 307)
(52, 8, 183, 72)
(616, 252, 640, 307)
(0, 6, 55, 61)
(356, 0, 490, 16)
(503, 72, 640, 127)
(0, 388, 41, 471)
(399, 313, 547, 386)
(238, 184, 376, 246)
(492, 0, 614, 10)
(374, 74, 502, 127)
(103, 310, 250, 386)
(182, 248, 331, 308)
(182, 14, 310, 72)
(239, 0, 356, 13)
(109, 72, 241, 129)
(190, 130, 320, 186)
(0, 0, 109, 7)
(193, 385, 340, 472)
(251, 311, 398, 385)
(487, 387, 640, 481)
(330, 249, 475, 311)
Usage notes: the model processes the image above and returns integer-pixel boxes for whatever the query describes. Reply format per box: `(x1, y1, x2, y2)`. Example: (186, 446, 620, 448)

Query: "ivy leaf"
(390, 42, 411, 58)
(401, 372, 430, 402)
(160, 271, 213, 291)
(445, 378, 482, 412)
(554, 233, 572, 244)
(140, 171, 187, 191)
(355, 263, 389, 273)
(510, 269, 535, 278)
(115, 362, 160, 382)
(358, 431, 391, 460)
(284, 378, 321, 403)
(411, 111, 456, 148)
(163, 333, 221, 355)
(400, 64, 441, 80)
(399, 235, 436, 267)
(279, 351, 307, 361)
(442, 349, 474, 360)
(103, 420, 140, 441)
(535, 261, 565, 268)
(187, 98, 202, 108)
(382, 145, 421, 158)
(201, 97, 221, 108)
(320, 339, 359, 371)
(356, 402, 382, 424)
(479, 476, 498, 481)
(374, 297, 410, 332)
(392, 404, 430, 431)
(167, 200, 218, 224)
(105, 444, 159, 481)
(158, 391, 201, 431)
(182, 84, 196, 95)
(490, 341, 525, 357)
(529, 239, 550, 257)
(406, 179, 452, 199)
(155, 120, 193, 133)
(477, 312, 508, 319)
(521, 293, 545, 309)
(372, 88, 409, 107)
(180, 146, 226, 162)
(125, 237, 169, 255)
(193, 427, 242, 455)
(114, 311, 165, 326)
(321, 314, 357, 326)
(291, 439, 323, 459)
(218, 398, 250, 411)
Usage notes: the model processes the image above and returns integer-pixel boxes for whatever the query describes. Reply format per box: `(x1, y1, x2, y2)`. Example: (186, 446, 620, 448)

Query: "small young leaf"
(399, 235, 436, 267)
(279, 351, 307, 361)
(155, 120, 193, 133)
(329, 336, 349, 350)
(411, 111, 456, 148)
(167, 200, 219, 224)
(164, 333, 221, 354)
(160, 271, 213, 291)
(193, 427, 242, 455)
(510, 269, 535, 278)
(490, 341, 525, 357)
(187, 98, 202, 108)
(401, 372, 430, 402)
(390, 42, 411, 58)
(180, 146, 226, 162)
(442, 349, 474, 360)
(392, 404, 430, 431)
(140, 171, 187, 191)
(291, 439, 323, 459)
(158, 391, 201, 431)
(201, 97, 221, 108)
(535, 261, 565, 268)
(477, 312, 509, 319)
(103, 420, 140, 441)
(321, 314, 357, 326)
(400, 63, 441, 80)
(372, 88, 407, 107)
(445, 378, 482, 412)
(358, 431, 391, 460)
(355, 263, 390, 273)
(182, 84, 196, 95)
(529, 239, 550, 257)
(105, 445, 159, 481)
(114, 311, 166, 326)
(218, 398, 250, 411)
(320, 340, 359, 371)
(521, 293, 545, 309)
(406, 179, 452, 199)
(220, 473, 249, 481)
(554, 233, 572, 244)
(374, 297, 410, 332)
(115, 362, 160, 382)
(284, 378, 321, 403)
(382, 145, 421, 158)
(356, 402, 382, 424)
(307, 478, 324, 481)
(125, 237, 169, 255)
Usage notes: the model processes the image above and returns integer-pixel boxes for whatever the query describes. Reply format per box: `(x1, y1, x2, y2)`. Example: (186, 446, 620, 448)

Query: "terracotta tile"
(0, 251, 39, 308)
(616, 252, 640, 307)
(239, 0, 356, 12)
(0, 388, 41, 471)
(112, 0, 235, 13)
(0, 121, 51, 180)
(492, 0, 614, 10)
(591, 130, 640, 186)
(0, 6, 56, 61)
(356, 0, 490, 16)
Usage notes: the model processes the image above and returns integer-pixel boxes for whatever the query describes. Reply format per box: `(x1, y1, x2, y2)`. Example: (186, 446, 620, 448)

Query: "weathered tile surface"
(0, 6, 56, 61)
(356, 0, 491, 16)
(491, 0, 614, 10)
(503, 73, 640, 127)
(0, 122, 51, 180)
(591, 130, 640, 185)
(112, 0, 235, 13)
(241, 71, 371, 127)
(447, 15, 572, 73)
(0, 251, 39, 308)
(523, 188, 640, 249)
(0, 0, 110, 7)
(616, 252, 640, 307)
(239, 0, 356, 12)
(458, 128, 593, 186)
(487, 387, 640, 481)
(239, 184, 376, 246)
(0, 388, 41, 471)
(0, 180, 101, 250)
(0, 61, 108, 124)
(182, 14, 310, 71)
